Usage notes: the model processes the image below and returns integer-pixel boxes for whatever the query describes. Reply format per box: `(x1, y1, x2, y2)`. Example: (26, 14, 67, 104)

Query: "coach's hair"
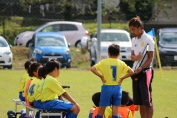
(108, 44, 120, 56)
(129, 16, 144, 29)
(92, 92, 101, 107)
(24, 60, 32, 69)
(121, 91, 130, 105)
(28, 63, 41, 77)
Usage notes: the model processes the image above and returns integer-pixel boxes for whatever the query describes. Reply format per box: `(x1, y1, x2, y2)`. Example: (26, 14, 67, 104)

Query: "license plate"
(48, 57, 57, 61)
(174, 55, 177, 60)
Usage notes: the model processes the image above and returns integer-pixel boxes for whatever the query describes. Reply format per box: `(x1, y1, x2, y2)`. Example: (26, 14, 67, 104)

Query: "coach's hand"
(137, 52, 143, 60)
(135, 66, 143, 74)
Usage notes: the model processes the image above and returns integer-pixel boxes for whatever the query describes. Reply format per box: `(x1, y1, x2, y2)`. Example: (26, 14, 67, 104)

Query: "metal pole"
(97, 0, 102, 63)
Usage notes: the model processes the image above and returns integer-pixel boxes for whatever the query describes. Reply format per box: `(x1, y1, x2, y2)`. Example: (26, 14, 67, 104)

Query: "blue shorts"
(34, 100, 42, 109)
(19, 92, 25, 101)
(99, 85, 122, 106)
(42, 99, 73, 111)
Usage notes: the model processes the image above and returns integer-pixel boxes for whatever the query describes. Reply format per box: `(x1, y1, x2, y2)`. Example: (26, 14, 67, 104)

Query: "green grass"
(0, 69, 177, 118)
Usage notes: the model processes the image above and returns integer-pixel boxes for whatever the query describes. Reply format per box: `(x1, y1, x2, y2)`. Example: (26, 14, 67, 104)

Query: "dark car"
(156, 28, 177, 66)
(28, 32, 71, 68)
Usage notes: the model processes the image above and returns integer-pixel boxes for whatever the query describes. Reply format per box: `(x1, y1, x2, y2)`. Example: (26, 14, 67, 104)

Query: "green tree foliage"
(19, 0, 176, 21)
(119, 0, 176, 21)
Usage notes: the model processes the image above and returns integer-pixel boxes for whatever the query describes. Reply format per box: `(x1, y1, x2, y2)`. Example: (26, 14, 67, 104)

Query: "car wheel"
(90, 60, 95, 67)
(26, 40, 32, 47)
(3, 65, 12, 69)
(161, 57, 170, 66)
(7, 65, 12, 69)
(66, 64, 71, 68)
(75, 40, 81, 48)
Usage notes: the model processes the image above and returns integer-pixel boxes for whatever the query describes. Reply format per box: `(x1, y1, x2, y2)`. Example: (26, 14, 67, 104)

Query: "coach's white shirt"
(131, 31, 154, 71)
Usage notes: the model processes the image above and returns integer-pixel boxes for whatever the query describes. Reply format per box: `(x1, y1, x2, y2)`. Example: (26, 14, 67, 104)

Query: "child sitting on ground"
(89, 91, 134, 118)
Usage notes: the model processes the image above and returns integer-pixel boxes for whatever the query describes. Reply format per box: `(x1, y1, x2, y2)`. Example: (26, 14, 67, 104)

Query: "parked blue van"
(28, 32, 71, 68)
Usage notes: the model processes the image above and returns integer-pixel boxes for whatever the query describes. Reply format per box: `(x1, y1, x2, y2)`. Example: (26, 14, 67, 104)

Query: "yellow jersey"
(34, 79, 45, 101)
(104, 106, 132, 118)
(27, 77, 41, 102)
(41, 75, 65, 102)
(94, 58, 130, 85)
(18, 72, 31, 96)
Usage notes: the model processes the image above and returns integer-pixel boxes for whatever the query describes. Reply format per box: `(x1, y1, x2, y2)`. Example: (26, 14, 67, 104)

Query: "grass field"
(0, 69, 176, 118)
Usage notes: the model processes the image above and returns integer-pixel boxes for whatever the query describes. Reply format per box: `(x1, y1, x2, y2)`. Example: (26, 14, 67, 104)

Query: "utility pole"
(97, 0, 102, 63)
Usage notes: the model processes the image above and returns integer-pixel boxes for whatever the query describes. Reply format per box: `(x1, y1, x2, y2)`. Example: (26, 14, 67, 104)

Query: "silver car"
(89, 29, 132, 67)
(155, 28, 177, 66)
(14, 21, 90, 47)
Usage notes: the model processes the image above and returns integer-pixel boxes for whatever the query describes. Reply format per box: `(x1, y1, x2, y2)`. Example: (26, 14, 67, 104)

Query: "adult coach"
(129, 16, 154, 118)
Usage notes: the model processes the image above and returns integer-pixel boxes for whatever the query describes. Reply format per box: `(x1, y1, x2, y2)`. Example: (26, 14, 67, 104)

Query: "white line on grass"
(164, 78, 177, 82)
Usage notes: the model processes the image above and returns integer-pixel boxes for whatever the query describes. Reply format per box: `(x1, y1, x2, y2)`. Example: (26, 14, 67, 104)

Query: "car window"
(160, 32, 177, 44)
(0, 39, 8, 47)
(36, 36, 66, 46)
(41, 25, 60, 32)
(60, 24, 78, 31)
(101, 33, 129, 42)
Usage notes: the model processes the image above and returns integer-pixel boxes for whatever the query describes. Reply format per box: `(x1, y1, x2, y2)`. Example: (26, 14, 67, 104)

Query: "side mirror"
(91, 38, 97, 42)
(81, 36, 88, 46)
(29, 43, 34, 47)
(68, 43, 71, 47)
(9, 45, 12, 48)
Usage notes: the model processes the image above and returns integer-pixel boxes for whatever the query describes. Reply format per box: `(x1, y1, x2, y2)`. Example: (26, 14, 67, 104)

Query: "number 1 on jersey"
(111, 66, 117, 81)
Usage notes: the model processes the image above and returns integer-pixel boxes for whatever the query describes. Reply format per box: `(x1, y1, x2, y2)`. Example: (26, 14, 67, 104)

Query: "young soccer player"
(117, 91, 132, 118)
(89, 92, 115, 118)
(40, 60, 80, 118)
(126, 97, 138, 118)
(90, 44, 134, 118)
(18, 60, 33, 101)
(26, 62, 42, 106)
(89, 91, 133, 118)
(34, 66, 47, 109)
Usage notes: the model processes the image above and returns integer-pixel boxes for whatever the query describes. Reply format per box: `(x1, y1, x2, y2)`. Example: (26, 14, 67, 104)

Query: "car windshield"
(36, 36, 66, 46)
(0, 38, 8, 47)
(101, 33, 129, 42)
(160, 32, 177, 44)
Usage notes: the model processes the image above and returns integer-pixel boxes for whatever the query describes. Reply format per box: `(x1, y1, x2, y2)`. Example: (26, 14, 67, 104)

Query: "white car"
(89, 29, 133, 67)
(0, 36, 13, 69)
(14, 21, 90, 47)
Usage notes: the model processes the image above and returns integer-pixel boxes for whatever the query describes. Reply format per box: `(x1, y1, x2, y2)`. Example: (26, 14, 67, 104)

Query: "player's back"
(94, 58, 130, 85)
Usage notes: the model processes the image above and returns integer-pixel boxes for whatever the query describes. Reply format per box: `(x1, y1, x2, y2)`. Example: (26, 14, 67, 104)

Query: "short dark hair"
(126, 97, 134, 106)
(24, 60, 32, 69)
(45, 60, 61, 73)
(121, 91, 130, 105)
(129, 16, 144, 29)
(92, 92, 101, 107)
(38, 66, 47, 79)
(108, 44, 120, 56)
(29, 57, 37, 62)
(28, 63, 41, 77)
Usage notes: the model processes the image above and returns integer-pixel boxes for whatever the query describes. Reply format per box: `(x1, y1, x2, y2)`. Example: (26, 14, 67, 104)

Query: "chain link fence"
(0, 0, 177, 67)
